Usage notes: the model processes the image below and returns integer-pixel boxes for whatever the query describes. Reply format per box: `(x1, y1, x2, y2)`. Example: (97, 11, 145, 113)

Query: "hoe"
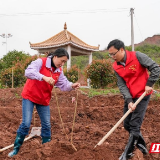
(0, 110, 41, 153)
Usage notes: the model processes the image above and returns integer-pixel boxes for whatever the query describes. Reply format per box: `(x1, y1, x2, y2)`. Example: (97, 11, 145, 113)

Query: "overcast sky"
(0, 0, 160, 58)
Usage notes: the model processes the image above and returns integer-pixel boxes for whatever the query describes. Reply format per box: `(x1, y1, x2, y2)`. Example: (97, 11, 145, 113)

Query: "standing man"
(107, 39, 160, 160)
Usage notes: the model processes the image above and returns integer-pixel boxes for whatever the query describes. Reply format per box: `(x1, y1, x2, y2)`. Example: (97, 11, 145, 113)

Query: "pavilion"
(29, 23, 99, 70)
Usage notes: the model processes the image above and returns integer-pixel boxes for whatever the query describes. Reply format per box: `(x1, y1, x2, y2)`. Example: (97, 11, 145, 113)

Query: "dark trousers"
(123, 95, 151, 134)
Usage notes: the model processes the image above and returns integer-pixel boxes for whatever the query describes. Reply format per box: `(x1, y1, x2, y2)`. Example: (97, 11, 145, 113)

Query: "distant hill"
(135, 34, 160, 47)
(102, 34, 160, 52)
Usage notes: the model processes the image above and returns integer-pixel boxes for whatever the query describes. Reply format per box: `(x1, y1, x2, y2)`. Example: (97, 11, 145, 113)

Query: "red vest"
(113, 50, 151, 98)
(22, 58, 61, 105)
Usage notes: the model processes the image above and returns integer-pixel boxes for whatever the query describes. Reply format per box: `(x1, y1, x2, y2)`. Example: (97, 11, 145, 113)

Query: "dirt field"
(0, 87, 160, 160)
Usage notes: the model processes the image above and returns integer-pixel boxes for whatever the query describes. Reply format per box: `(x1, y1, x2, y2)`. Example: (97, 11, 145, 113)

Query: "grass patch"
(80, 88, 120, 97)
(152, 91, 160, 100)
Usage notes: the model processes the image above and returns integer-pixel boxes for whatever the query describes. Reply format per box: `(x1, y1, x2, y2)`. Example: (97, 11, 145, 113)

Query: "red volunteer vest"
(22, 58, 61, 105)
(113, 50, 151, 98)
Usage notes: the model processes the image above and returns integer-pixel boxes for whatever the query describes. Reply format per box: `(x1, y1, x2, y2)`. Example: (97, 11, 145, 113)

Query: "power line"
(134, 13, 144, 42)
(0, 8, 129, 17)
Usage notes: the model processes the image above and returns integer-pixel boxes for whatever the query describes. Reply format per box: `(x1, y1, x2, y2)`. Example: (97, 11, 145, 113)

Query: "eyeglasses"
(108, 50, 119, 57)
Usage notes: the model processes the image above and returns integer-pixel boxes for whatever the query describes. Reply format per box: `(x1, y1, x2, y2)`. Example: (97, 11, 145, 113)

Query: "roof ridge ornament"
(64, 22, 69, 40)
(64, 22, 67, 30)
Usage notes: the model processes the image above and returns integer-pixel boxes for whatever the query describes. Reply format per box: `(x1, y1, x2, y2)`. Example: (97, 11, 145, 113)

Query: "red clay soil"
(0, 87, 160, 160)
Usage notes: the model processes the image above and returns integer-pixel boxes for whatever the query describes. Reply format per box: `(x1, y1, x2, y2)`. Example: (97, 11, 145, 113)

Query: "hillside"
(135, 34, 160, 46)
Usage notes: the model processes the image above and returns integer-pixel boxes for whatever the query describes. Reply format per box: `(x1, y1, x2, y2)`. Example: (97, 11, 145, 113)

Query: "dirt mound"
(0, 88, 160, 160)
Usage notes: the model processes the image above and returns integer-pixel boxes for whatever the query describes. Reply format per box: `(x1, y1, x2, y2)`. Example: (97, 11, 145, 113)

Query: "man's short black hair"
(107, 39, 125, 50)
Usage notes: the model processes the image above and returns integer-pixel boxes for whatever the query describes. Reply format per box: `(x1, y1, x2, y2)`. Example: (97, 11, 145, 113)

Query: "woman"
(8, 48, 80, 157)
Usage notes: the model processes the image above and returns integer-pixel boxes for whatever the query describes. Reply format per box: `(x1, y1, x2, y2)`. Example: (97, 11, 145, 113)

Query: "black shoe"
(119, 133, 139, 160)
(119, 152, 134, 160)
(136, 133, 148, 155)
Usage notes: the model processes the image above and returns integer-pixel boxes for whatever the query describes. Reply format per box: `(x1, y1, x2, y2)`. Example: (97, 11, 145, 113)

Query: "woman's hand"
(42, 76, 55, 85)
(71, 83, 81, 89)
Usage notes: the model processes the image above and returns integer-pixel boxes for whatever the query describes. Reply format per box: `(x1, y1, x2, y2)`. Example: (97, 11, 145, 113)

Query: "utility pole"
(0, 33, 13, 88)
(130, 8, 134, 51)
(0, 33, 13, 55)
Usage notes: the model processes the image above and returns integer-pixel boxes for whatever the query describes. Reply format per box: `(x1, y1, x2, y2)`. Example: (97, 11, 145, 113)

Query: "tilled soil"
(0, 87, 160, 160)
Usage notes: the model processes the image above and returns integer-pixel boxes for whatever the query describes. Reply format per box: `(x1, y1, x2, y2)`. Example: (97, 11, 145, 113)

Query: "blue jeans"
(17, 98, 51, 138)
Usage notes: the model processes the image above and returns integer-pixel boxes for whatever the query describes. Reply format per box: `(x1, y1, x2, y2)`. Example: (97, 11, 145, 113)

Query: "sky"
(0, 0, 160, 58)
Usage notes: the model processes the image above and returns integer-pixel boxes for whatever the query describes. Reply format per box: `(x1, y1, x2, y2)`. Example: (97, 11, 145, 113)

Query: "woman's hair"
(107, 39, 125, 50)
(47, 48, 69, 59)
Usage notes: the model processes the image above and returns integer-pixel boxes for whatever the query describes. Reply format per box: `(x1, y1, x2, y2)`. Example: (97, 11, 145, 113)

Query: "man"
(107, 39, 160, 160)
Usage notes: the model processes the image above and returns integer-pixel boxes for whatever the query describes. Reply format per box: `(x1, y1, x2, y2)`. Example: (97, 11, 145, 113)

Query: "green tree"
(0, 54, 37, 88)
(0, 50, 29, 70)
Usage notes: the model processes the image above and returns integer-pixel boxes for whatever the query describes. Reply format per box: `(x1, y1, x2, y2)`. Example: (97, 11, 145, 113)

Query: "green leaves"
(85, 59, 116, 89)
(1, 50, 29, 69)
(0, 51, 37, 88)
(63, 65, 79, 83)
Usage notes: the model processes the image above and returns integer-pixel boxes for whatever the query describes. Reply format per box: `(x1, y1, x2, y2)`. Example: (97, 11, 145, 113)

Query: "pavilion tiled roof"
(30, 23, 99, 51)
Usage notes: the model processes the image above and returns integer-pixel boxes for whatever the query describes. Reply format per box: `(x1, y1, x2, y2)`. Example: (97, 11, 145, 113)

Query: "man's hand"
(72, 83, 81, 89)
(145, 86, 153, 94)
(42, 76, 55, 85)
(128, 102, 136, 111)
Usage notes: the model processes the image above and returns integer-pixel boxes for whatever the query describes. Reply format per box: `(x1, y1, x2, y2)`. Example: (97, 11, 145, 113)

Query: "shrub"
(0, 55, 38, 88)
(85, 59, 116, 88)
(63, 65, 79, 83)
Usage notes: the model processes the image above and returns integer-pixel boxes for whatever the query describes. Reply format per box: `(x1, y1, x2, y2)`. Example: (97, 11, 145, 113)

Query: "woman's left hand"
(72, 83, 81, 89)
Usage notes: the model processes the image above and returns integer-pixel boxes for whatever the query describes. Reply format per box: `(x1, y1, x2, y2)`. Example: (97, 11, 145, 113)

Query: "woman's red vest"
(113, 50, 152, 98)
(22, 58, 61, 106)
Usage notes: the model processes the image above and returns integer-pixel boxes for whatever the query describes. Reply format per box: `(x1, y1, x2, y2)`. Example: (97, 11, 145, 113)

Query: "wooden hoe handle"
(0, 136, 34, 153)
(94, 91, 146, 148)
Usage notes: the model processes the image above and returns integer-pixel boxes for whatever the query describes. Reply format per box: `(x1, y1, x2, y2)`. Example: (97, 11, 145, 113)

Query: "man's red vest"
(22, 58, 61, 106)
(113, 50, 151, 98)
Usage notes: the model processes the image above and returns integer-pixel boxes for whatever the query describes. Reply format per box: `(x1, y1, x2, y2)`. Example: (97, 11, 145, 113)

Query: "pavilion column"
(89, 52, 92, 64)
(37, 50, 40, 57)
(87, 52, 92, 88)
(67, 45, 71, 71)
